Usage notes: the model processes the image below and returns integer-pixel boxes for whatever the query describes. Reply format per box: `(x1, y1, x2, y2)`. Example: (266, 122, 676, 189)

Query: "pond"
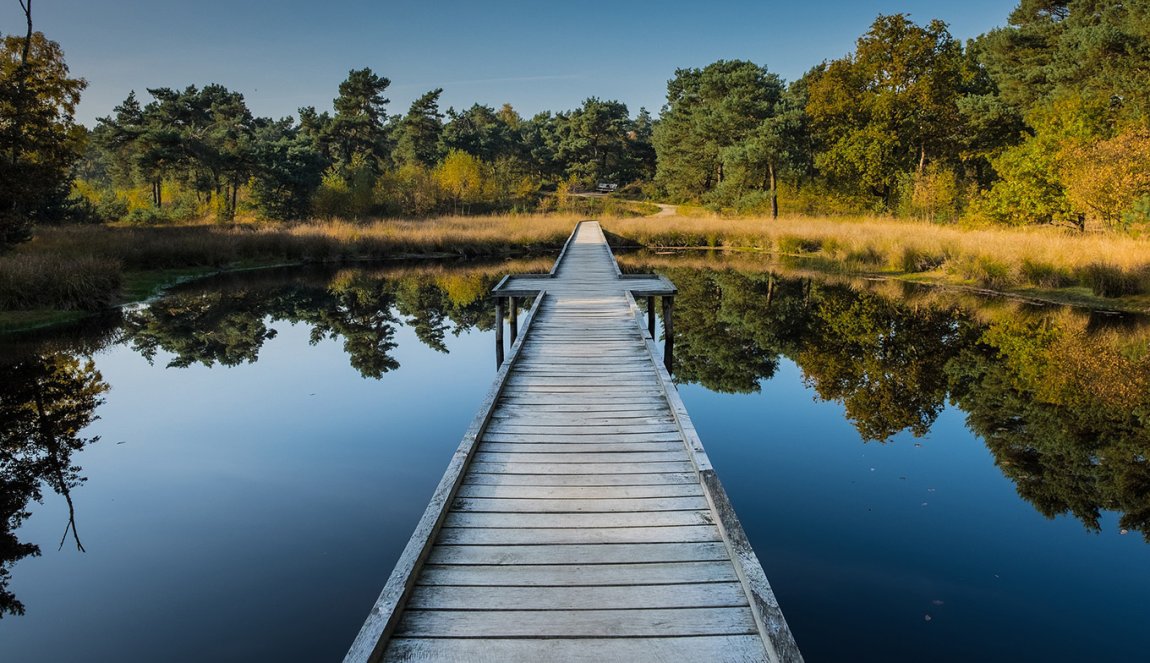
(1, 255, 1148, 662)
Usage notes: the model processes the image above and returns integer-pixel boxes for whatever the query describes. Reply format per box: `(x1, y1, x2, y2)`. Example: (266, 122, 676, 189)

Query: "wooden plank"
(474, 450, 686, 463)
(418, 561, 738, 587)
(463, 449, 692, 467)
(493, 402, 669, 413)
(487, 415, 677, 427)
(437, 525, 722, 545)
(443, 510, 713, 529)
(451, 495, 710, 513)
(394, 607, 759, 638)
(468, 461, 695, 475)
(383, 635, 767, 663)
(483, 423, 681, 436)
(426, 542, 732, 565)
(481, 432, 684, 444)
(496, 396, 669, 406)
(503, 381, 665, 391)
(406, 582, 750, 611)
(500, 378, 655, 387)
(462, 472, 698, 487)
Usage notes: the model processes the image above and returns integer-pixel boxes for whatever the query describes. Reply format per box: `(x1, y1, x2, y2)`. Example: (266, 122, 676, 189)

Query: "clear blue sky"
(2, 1, 1015, 126)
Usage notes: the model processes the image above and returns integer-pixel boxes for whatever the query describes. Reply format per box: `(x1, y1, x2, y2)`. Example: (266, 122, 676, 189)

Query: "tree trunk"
(918, 143, 926, 174)
(32, 374, 85, 553)
(768, 162, 778, 219)
(20, 1, 33, 65)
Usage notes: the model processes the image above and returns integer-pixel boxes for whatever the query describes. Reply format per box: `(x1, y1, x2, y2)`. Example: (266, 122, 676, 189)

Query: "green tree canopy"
(806, 14, 966, 203)
(0, 29, 86, 248)
(653, 60, 784, 201)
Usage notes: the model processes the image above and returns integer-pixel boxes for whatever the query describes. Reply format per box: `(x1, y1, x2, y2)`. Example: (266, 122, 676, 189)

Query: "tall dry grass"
(601, 215, 1150, 298)
(4, 211, 1150, 313)
(0, 253, 123, 310)
(0, 214, 578, 311)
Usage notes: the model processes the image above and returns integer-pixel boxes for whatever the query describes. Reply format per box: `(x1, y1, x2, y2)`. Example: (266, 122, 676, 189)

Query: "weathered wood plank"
(483, 425, 681, 438)
(468, 461, 695, 475)
(473, 450, 688, 464)
(457, 476, 701, 497)
(383, 635, 768, 663)
(461, 472, 699, 487)
(406, 582, 749, 611)
(481, 432, 684, 444)
(394, 607, 759, 638)
(451, 495, 711, 514)
(426, 542, 733, 565)
(437, 524, 722, 545)
(493, 403, 670, 414)
(418, 560, 739, 586)
(486, 415, 678, 427)
(443, 509, 713, 529)
(495, 396, 669, 406)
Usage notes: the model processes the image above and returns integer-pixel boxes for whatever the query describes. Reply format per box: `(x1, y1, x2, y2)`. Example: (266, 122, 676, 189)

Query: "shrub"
(1079, 263, 1144, 297)
(1020, 259, 1074, 288)
(949, 254, 1015, 290)
(777, 235, 822, 254)
(897, 246, 948, 272)
(125, 207, 172, 225)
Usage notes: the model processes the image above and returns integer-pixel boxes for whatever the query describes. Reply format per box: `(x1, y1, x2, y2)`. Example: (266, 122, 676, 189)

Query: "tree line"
(3, 0, 1150, 251)
(83, 76, 656, 223)
(655, 1, 1150, 227)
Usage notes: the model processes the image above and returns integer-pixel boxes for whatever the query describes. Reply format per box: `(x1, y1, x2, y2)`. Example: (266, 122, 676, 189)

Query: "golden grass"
(600, 214, 1150, 300)
(4, 211, 1150, 316)
(0, 214, 578, 312)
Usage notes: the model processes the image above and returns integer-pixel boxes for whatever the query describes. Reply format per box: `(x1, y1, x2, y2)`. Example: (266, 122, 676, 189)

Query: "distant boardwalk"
(346, 222, 802, 662)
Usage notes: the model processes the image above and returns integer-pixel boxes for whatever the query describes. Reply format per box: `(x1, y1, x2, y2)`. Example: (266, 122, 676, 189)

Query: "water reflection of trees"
(0, 262, 526, 617)
(0, 354, 108, 617)
(123, 267, 503, 378)
(660, 267, 1150, 540)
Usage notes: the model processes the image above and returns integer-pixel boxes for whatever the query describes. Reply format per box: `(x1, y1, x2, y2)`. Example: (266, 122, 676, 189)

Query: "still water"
(1, 257, 1148, 661)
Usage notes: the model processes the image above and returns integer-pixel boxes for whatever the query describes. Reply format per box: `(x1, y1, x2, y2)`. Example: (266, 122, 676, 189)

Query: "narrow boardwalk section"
(347, 223, 801, 662)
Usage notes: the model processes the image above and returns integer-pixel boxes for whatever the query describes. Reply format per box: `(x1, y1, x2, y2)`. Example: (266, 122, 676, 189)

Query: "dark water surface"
(2, 258, 1149, 662)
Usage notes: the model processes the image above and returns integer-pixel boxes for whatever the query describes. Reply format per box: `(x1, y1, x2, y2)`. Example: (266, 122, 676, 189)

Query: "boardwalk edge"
(343, 292, 546, 663)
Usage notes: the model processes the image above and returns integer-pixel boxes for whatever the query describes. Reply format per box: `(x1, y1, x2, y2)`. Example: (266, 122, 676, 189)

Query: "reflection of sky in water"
(1, 318, 497, 661)
(683, 358, 1150, 662)
(1, 266, 1149, 662)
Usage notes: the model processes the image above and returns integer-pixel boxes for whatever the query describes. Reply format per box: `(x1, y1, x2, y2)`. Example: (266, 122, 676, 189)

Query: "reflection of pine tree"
(654, 261, 1150, 540)
(0, 354, 108, 617)
(121, 267, 500, 380)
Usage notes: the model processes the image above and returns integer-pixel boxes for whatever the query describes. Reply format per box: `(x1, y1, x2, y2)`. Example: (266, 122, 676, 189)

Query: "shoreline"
(4, 213, 1150, 334)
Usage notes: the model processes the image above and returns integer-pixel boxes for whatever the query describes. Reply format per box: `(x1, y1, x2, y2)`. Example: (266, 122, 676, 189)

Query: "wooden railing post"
(495, 297, 505, 367)
(509, 297, 518, 345)
(662, 296, 674, 374)
(647, 296, 656, 339)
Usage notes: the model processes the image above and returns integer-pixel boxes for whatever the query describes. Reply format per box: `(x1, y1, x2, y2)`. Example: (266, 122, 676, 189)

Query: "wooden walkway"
(346, 222, 801, 662)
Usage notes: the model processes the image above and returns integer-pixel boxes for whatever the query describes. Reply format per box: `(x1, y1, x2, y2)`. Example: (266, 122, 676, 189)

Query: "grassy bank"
(0, 215, 577, 320)
(3, 212, 1150, 333)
